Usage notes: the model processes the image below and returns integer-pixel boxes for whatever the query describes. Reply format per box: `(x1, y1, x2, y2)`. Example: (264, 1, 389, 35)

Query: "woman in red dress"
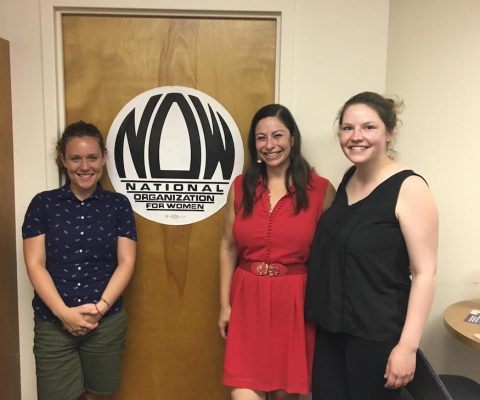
(219, 104, 335, 400)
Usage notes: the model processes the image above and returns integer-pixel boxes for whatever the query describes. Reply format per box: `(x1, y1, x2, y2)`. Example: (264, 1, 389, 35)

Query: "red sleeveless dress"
(222, 172, 329, 394)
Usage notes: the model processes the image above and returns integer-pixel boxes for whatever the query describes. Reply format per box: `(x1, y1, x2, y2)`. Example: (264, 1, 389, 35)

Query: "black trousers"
(312, 326, 403, 400)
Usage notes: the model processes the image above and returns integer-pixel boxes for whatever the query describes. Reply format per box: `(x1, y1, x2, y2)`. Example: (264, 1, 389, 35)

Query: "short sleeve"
(22, 193, 47, 239)
(115, 194, 137, 241)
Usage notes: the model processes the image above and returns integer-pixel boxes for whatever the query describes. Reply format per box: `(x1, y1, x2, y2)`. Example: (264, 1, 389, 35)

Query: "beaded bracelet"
(94, 303, 104, 318)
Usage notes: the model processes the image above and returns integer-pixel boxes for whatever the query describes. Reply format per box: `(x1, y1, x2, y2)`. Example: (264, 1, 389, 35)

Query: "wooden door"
(62, 14, 276, 399)
(0, 37, 21, 400)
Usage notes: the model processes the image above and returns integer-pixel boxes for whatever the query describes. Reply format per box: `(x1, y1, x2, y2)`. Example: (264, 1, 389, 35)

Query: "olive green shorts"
(33, 308, 127, 400)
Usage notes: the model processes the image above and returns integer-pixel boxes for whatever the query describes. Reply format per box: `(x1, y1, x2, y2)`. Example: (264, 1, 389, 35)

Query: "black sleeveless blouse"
(305, 167, 422, 341)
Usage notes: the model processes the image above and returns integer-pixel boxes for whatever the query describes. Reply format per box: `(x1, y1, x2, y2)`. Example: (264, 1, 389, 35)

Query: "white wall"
(0, 1, 47, 399)
(4, 0, 478, 398)
(387, 0, 480, 382)
(293, 0, 390, 186)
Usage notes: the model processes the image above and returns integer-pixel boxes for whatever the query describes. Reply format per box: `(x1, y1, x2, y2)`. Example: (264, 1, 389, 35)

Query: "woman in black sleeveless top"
(305, 92, 438, 400)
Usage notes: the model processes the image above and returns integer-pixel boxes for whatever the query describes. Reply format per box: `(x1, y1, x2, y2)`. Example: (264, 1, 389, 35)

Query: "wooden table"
(443, 298, 480, 351)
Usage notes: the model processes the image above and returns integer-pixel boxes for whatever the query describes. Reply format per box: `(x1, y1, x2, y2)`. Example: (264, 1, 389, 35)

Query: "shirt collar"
(59, 183, 105, 201)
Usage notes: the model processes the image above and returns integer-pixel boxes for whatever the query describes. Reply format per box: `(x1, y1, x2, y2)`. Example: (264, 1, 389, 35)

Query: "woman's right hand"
(58, 304, 99, 336)
(218, 305, 231, 339)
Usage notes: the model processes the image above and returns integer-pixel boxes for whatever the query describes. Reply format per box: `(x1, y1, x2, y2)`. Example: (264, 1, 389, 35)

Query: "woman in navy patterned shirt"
(22, 121, 137, 400)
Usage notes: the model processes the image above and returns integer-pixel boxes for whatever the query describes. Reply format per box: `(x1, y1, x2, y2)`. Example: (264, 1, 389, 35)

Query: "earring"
(256, 159, 262, 164)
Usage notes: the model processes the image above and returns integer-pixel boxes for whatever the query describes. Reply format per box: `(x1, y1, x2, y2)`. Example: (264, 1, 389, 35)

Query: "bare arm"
(384, 175, 438, 388)
(91, 236, 137, 318)
(218, 185, 238, 339)
(23, 235, 98, 333)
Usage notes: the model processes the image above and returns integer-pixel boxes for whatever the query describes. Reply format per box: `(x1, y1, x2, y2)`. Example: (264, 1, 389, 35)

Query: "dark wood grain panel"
(0, 37, 21, 400)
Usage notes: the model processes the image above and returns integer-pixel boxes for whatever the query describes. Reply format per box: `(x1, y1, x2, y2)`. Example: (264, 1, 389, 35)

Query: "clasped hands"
(59, 303, 105, 336)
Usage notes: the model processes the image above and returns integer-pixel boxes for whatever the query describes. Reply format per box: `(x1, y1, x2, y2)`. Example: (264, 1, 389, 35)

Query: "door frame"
(23, 0, 294, 397)
(39, 0, 295, 190)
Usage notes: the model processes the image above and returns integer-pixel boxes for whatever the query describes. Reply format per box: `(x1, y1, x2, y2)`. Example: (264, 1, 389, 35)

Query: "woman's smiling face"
(339, 103, 393, 165)
(61, 136, 106, 199)
(254, 116, 293, 171)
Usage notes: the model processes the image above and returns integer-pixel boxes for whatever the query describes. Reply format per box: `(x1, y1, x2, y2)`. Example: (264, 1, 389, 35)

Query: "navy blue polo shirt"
(22, 183, 137, 322)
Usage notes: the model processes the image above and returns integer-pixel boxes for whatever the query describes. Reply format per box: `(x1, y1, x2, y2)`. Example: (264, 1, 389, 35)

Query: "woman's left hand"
(82, 305, 102, 324)
(59, 304, 99, 336)
(80, 300, 110, 327)
(384, 344, 416, 389)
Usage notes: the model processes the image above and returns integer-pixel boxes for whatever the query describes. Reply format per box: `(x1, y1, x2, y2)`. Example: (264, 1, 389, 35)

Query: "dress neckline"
(265, 187, 289, 214)
(343, 168, 412, 207)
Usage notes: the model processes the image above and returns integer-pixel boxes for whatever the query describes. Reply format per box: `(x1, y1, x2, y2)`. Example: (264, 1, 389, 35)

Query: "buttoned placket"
(74, 200, 87, 303)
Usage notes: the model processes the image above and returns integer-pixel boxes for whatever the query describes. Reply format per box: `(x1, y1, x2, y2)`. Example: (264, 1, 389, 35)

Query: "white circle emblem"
(106, 86, 244, 225)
